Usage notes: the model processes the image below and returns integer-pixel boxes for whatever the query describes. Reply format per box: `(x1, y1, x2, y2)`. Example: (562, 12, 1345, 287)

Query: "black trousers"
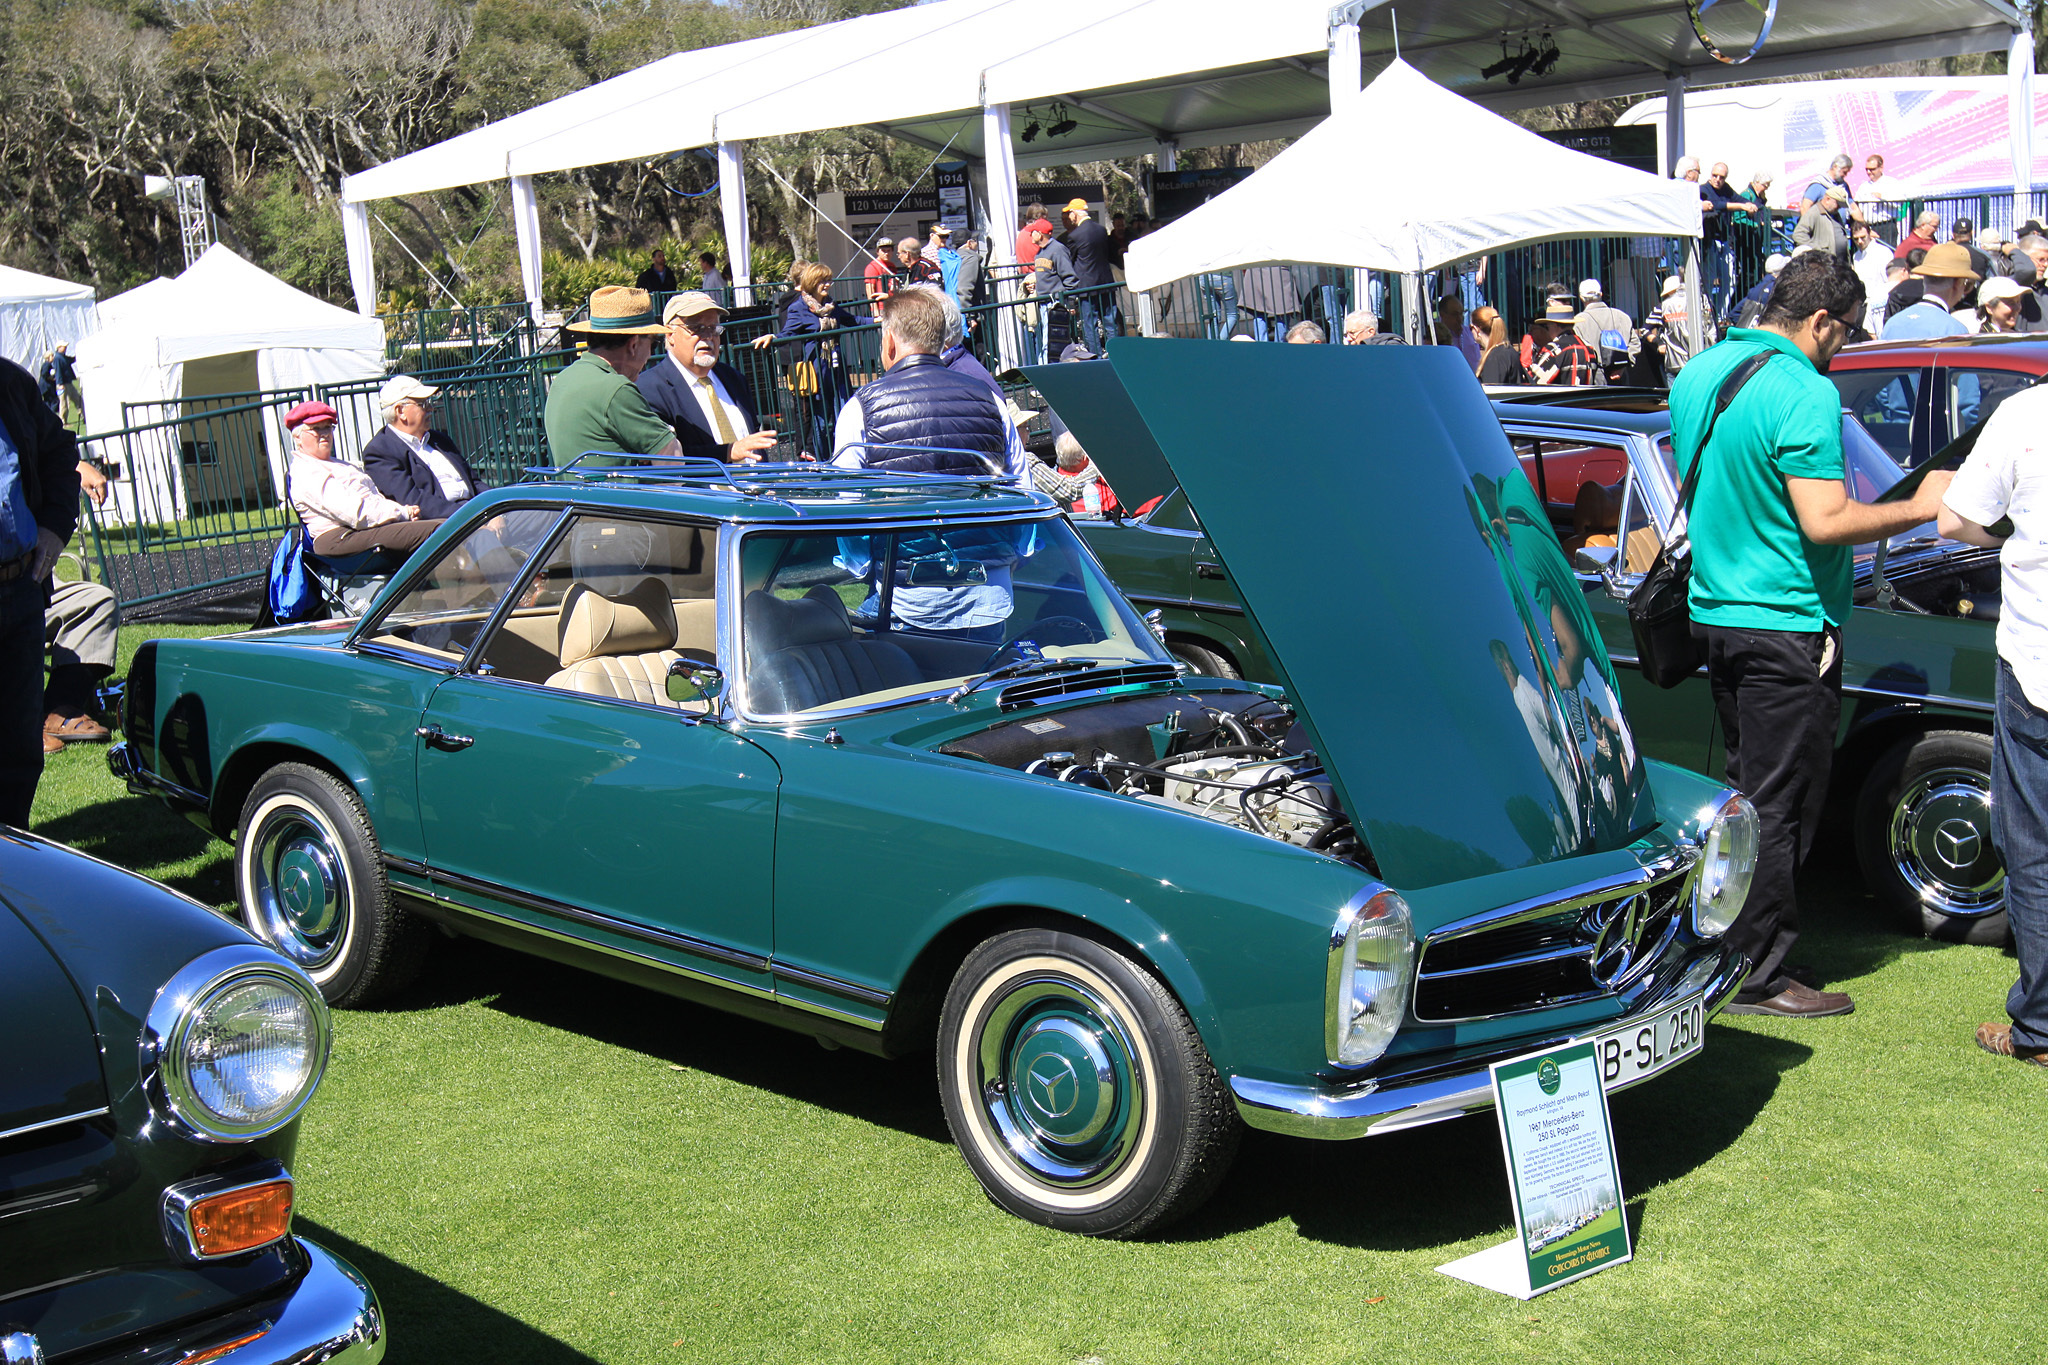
(1697, 621, 1843, 998)
(0, 574, 47, 828)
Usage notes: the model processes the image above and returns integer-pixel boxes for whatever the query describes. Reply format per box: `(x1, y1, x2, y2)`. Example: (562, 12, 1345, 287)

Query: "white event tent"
(75, 245, 384, 523)
(1124, 59, 1703, 336)
(0, 265, 97, 372)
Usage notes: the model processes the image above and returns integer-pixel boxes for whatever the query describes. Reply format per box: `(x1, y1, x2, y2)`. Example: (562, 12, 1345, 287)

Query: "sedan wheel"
(938, 928, 1239, 1238)
(1855, 732, 2009, 945)
(237, 763, 428, 1005)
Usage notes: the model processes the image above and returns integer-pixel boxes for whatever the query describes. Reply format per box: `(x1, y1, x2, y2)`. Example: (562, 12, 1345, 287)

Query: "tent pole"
(1157, 142, 1178, 172)
(1664, 73, 1687, 174)
(1402, 272, 1425, 344)
(340, 195, 377, 318)
(718, 141, 753, 307)
(2012, 18, 2036, 232)
(982, 100, 1022, 369)
(1328, 13, 1364, 104)
(511, 175, 545, 328)
(1683, 240, 1704, 360)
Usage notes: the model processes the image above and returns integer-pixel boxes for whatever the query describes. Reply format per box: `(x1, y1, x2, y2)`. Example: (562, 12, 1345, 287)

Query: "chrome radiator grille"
(1412, 857, 1695, 1022)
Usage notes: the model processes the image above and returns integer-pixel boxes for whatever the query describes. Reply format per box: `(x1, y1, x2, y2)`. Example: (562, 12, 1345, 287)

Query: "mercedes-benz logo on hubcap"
(1587, 893, 1648, 988)
(1932, 819, 1981, 870)
(283, 864, 314, 916)
(1024, 1053, 1080, 1119)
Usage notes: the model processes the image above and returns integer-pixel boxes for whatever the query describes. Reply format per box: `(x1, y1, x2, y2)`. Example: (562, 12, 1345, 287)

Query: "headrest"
(743, 589, 852, 657)
(558, 577, 678, 668)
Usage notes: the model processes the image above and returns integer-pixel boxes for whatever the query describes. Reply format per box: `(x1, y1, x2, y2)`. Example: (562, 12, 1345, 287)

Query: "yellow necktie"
(698, 377, 737, 445)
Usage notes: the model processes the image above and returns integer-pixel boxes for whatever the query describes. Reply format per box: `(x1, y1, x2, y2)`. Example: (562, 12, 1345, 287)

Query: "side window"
(1512, 436, 1628, 544)
(358, 510, 561, 663)
(477, 516, 720, 695)
(1143, 488, 1201, 531)
(1829, 368, 1921, 463)
(1950, 368, 2034, 435)
(1615, 475, 1664, 576)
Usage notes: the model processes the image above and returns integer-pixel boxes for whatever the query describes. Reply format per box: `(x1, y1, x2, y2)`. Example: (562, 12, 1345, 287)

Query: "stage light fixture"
(1048, 106, 1078, 138)
(1529, 33, 1561, 77)
(1022, 120, 1040, 142)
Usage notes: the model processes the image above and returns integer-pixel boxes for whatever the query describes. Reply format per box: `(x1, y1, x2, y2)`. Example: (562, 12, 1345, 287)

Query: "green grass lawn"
(32, 624, 2048, 1364)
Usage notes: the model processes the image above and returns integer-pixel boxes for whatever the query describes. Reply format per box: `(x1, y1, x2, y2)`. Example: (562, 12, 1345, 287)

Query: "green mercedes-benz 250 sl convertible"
(1079, 382, 2007, 948)
(112, 341, 1752, 1239)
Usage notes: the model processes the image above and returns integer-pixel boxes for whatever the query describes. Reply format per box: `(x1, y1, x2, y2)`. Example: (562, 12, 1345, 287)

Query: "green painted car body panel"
(1026, 359, 1178, 513)
(1101, 338, 1654, 889)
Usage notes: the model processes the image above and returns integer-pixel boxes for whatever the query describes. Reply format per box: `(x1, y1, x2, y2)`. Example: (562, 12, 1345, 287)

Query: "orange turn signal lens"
(187, 1180, 293, 1257)
(181, 1329, 271, 1363)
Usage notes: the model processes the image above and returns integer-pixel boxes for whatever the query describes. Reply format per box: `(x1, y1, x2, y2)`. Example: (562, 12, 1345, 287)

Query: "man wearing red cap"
(284, 401, 441, 559)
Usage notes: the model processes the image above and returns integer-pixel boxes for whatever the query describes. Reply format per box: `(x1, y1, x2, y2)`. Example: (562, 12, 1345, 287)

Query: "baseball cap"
(377, 374, 438, 410)
(1577, 278, 1602, 300)
(1765, 253, 1789, 274)
(1980, 276, 2029, 307)
(1914, 242, 1982, 280)
(1953, 217, 1976, 233)
(1028, 218, 1055, 234)
(662, 291, 726, 324)
(1063, 198, 1090, 213)
(1815, 182, 1844, 202)
(283, 400, 338, 430)
(933, 222, 952, 236)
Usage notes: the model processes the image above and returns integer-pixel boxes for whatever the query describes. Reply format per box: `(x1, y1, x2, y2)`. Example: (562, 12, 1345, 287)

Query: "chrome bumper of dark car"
(1230, 942, 1746, 1140)
(203, 1239, 385, 1365)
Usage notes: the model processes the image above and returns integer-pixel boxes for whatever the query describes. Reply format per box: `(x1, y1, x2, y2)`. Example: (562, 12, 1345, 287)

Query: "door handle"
(1195, 562, 1226, 579)
(415, 724, 474, 752)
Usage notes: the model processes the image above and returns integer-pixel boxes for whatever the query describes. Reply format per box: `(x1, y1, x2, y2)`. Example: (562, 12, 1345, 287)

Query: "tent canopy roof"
(344, 0, 2021, 203)
(79, 245, 382, 369)
(1123, 60, 1702, 289)
(0, 264, 93, 304)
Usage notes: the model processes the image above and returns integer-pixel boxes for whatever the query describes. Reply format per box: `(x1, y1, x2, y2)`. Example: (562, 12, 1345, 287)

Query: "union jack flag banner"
(1780, 78, 2048, 202)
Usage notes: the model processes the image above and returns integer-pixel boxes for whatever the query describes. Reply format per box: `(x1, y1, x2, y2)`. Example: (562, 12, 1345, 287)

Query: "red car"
(1829, 333, 2048, 466)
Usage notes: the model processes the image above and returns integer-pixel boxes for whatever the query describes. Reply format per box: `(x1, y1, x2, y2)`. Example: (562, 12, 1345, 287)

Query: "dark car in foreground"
(1078, 382, 2005, 945)
(0, 830, 383, 1364)
(114, 341, 1751, 1239)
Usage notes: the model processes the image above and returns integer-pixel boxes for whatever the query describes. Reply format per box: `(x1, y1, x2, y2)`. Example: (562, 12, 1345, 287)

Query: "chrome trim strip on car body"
(419, 866, 771, 972)
(1231, 942, 1746, 1140)
(383, 854, 430, 879)
(0, 1108, 111, 1144)
(1120, 592, 1246, 617)
(1840, 681, 1994, 716)
(109, 743, 209, 808)
(1422, 843, 1697, 951)
(161, 1161, 293, 1262)
(772, 962, 892, 1008)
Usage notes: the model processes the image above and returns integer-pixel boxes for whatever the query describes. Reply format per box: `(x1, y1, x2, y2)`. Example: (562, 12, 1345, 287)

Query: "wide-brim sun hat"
(1542, 300, 1578, 323)
(1914, 243, 1982, 281)
(1661, 276, 1685, 298)
(566, 285, 667, 335)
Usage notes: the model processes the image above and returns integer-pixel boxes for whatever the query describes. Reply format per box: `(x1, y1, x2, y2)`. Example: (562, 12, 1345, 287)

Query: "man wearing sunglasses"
(637, 291, 778, 465)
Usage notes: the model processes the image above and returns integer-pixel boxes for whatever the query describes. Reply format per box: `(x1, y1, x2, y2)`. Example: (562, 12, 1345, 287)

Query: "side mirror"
(1143, 608, 1169, 644)
(1572, 545, 1619, 576)
(666, 660, 725, 706)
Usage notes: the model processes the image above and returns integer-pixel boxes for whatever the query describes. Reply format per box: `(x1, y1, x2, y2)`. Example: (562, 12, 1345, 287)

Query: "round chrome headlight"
(1328, 887, 1415, 1067)
(143, 945, 332, 1142)
(1692, 793, 1758, 938)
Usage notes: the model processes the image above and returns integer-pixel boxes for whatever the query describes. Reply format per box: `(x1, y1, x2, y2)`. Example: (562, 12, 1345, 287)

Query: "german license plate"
(1589, 992, 1706, 1092)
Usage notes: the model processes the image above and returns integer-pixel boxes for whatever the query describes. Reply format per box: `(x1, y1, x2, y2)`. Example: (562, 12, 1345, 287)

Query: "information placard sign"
(1438, 1040, 1631, 1298)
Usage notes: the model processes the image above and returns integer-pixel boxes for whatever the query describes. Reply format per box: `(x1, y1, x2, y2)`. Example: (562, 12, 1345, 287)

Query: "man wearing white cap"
(362, 374, 480, 520)
(1572, 279, 1636, 384)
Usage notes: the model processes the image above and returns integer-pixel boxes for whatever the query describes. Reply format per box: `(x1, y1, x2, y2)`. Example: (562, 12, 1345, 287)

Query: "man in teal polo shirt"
(545, 286, 682, 469)
(1675, 253, 1953, 1018)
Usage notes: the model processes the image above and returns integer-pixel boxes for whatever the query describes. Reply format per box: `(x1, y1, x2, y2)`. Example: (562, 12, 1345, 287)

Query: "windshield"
(737, 516, 1171, 716)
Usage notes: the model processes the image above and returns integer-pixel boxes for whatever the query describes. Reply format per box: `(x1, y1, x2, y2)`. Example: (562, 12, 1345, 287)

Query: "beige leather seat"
(545, 577, 691, 707)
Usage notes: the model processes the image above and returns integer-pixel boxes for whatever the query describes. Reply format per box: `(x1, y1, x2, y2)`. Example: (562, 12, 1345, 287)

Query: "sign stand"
(1438, 1040, 1632, 1299)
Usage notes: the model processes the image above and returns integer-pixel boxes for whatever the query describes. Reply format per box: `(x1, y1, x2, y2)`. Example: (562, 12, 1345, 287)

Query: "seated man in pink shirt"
(284, 401, 441, 559)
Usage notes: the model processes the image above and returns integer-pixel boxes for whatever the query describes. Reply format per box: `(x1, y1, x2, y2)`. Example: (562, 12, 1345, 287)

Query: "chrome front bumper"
(1231, 942, 1746, 1141)
(210, 1239, 385, 1364)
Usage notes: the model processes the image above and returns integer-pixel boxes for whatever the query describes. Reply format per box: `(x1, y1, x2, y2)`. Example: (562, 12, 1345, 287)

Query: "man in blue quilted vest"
(830, 288, 1027, 486)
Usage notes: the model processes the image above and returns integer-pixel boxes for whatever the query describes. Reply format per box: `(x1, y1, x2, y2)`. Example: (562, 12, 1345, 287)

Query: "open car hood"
(1024, 360, 1179, 514)
(1082, 339, 1656, 889)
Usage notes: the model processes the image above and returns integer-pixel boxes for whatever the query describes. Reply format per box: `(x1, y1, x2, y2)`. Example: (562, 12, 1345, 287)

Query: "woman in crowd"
(1470, 305, 1523, 384)
(284, 401, 441, 559)
(773, 262, 864, 456)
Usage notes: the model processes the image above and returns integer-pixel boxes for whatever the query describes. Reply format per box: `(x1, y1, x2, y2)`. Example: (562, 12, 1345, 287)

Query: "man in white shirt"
(1939, 386, 2048, 1068)
(697, 252, 726, 298)
(361, 375, 480, 520)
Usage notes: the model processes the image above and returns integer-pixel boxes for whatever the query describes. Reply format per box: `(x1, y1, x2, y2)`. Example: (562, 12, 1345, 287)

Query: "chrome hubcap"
(248, 810, 348, 968)
(1890, 766, 2004, 917)
(976, 977, 1142, 1188)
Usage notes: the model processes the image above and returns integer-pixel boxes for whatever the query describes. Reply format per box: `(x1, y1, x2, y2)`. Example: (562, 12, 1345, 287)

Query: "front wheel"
(937, 928, 1240, 1238)
(1167, 640, 1240, 680)
(236, 762, 428, 1006)
(1854, 731, 2009, 945)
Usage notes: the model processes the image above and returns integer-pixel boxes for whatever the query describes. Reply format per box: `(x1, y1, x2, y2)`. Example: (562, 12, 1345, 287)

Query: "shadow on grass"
(1795, 840, 1959, 984)
(1163, 1025, 1810, 1252)
(381, 937, 951, 1144)
(298, 1220, 601, 1365)
(35, 792, 231, 903)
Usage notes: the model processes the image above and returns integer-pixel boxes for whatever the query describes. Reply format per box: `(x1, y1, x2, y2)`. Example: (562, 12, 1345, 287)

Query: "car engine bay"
(937, 689, 1375, 872)
(1862, 550, 2003, 621)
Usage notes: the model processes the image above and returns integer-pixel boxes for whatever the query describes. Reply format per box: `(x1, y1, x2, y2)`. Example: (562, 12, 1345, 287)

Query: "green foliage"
(237, 170, 348, 299)
(540, 250, 630, 311)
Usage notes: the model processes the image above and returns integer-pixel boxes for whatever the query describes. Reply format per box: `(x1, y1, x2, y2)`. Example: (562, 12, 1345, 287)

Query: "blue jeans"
(1993, 658, 2048, 1049)
(1076, 294, 1118, 355)
(1198, 273, 1237, 339)
(1701, 241, 1736, 322)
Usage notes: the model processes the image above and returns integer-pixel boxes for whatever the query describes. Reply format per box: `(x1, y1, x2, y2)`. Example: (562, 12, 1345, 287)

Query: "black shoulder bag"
(1626, 348, 1776, 688)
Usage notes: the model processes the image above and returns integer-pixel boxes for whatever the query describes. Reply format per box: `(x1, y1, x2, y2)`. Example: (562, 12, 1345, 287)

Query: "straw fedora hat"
(566, 285, 668, 335)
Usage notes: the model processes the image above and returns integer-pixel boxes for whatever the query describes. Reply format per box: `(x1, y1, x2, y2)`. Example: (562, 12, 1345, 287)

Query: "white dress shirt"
(400, 430, 470, 501)
(671, 354, 752, 446)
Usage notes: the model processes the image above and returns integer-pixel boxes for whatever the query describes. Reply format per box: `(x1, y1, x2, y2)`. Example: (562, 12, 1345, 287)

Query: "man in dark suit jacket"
(635, 292, 778, 463)
(361, 375, 481, 520)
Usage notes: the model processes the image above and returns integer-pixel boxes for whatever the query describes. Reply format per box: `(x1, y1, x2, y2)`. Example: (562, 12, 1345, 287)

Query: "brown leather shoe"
(1723, 981, 1855, 1017)
(42, 731, 64, 756)
(1976, 1022, 2048, 1066)
(44, 712, 110, 743)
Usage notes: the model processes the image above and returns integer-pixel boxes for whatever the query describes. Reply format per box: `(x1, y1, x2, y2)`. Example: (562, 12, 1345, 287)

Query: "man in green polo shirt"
(545, 286, 682, 468)
(1675, 253, 1953, 1019)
